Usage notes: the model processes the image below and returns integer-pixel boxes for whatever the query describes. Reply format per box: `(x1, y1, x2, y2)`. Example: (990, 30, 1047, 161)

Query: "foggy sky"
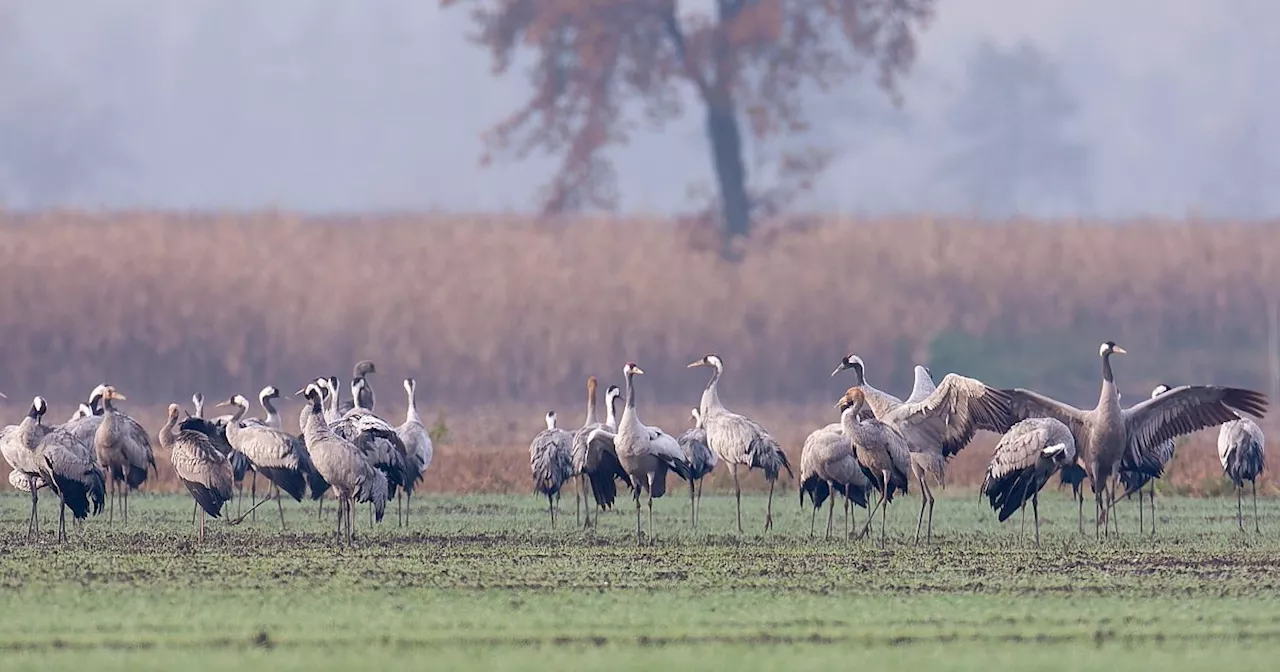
(0, 0, 1275, 218)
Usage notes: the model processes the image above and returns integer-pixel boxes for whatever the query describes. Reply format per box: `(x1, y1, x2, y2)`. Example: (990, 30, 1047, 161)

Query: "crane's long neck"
(193, 397, 205, 419)
(624, 373, 637, 411)
(356, 378, 375, 412)
(405, 384, 422, 425)
(605, 393, 619, 428)
(1099, 353, 1120, 409)
(839, 403, 863, 435)
(585, 381, 598, 426)
(17, 413, 41, 451)
(158, 412, 178, 450)
(701, 365, 724, 414)
(327, 380, 342, 416)
(261, 395, 279, 426)
(302, 397, 331, 443)
(231, 400, 248, 423)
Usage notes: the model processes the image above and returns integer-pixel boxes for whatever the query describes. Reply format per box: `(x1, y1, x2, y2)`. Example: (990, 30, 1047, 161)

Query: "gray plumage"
(220, 394, 318, 532)
(837, 387, 913, 546)
(1219, 414, 1265, 532)
(529, 411, 574, 527)
(92, 386, 156, 525)
(798, 413, 871, 539)
(159, 404, 233, 541)
(35, 420, 106, 543)
(613, 362, 694, 542)
(395, 377, 433, 525)
(1004, 341, 1268, 538)
(677, 407, 718, 528)
(1, 397, 51, 537)
(1118, 384, 1179, 534)
(838, 356, 1014, 543)
(299, 384, 388, 543)
(352, 360, 377, 412)
(688, 354, 792, 534)
(831, 355, 906, 420)
(904, 365, 938, 405)
(8, 469, 47, 492)
(981, 417, 1077, 546)
(571, 378, 629, 526)
(331, 381, 411, 505)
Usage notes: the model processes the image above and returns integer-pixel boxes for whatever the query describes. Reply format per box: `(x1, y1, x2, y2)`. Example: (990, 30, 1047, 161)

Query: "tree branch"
(657, 2, 711, 99)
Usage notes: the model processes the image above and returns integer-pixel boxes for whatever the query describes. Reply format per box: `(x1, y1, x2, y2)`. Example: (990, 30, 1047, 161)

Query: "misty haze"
(0, 0, 1275, 218)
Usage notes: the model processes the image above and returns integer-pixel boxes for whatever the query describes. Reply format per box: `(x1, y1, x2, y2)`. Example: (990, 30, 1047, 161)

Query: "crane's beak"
(830, 365, 848, 378)
(686, 360, 705, 368)
(114, 392, 127, 401)
(633, 366, 645, 375)
(215, 399, 234, 408)
(295, 386, 309, 396)
(1112, 346, 1127, 355)
(0, 392, 7, 399)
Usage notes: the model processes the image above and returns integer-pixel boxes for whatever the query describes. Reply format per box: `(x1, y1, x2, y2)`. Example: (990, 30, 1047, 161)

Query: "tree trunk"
(705, 96, 751, 243)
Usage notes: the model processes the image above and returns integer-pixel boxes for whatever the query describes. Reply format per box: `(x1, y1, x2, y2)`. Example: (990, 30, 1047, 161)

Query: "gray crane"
(571, 377, 630, 527)
(836, 387, 912, 547)
(93, 386, 156, 526)
(529, 410, 574, 527)
(159, 403, 233, 542)
(606, 362, 694, 542)
(1003, 341, 1268, 538)
(1219, 414, 1266, 533)
(676, 408, 717, 529)
(687, 354, 792, 533)
(834, 354, 1013, 543)
(981, 417, 1077, 546)
(333, 377, 410, 525)
(798, 411, 871, 539)
(1, 397, 50, 538)
(1117, 384, 1179, 534)
(395, 377, 434, 525)
(35, 420, 106, 543)
(217, 394, 319, 531)
(298, 383, 388, 543)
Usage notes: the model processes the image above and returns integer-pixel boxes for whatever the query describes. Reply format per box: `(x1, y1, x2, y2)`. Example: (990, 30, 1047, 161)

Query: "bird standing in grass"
(981, 417, 1077, 547)
(677, 408, 716, 529)
(1219, 414, 1265, 533)
(688, 354, 792, 534)
(529, 410, 574, 527)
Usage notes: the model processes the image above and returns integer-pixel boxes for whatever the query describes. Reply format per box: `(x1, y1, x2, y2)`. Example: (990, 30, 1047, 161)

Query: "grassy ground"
(2, 490, 1279, 671)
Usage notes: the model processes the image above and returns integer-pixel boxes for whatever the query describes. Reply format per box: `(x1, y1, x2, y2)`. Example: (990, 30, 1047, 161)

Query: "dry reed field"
(0, 212, 1276, 494)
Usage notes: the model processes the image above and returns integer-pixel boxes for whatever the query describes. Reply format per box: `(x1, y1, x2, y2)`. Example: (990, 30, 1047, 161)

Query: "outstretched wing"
(1124, 385, 1267, 461)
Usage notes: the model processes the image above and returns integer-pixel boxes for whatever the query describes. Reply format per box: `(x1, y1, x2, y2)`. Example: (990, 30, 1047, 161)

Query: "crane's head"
(259, 386, 282, 401)
(403, 377, 416, 395)
(686, 354, 723, 371)
(328, 376, 340, 394)
(192, 392, 204, 406)
(299, 383, 324, 408)
(29, 396, 47, 420)
(690, 408, 702, 427)
(836, 387, 866, 412)
(831, 354, 865, 380)
(217, 394, 250, 409)
(353, 360, 376, 379)
(586, 376, 597, 395)
(545, 410, 557, 429)
(1099, 341, 1127, 357)
(623, 362, 644, 377)
(101, 386, 126, 402)
(71, 403, 92, 421)
(1151, 383, 1171, 398)
(166, 403, 181, 420)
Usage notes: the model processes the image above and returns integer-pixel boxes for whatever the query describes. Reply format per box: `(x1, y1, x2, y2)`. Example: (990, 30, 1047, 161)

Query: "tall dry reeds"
(0, 212, 1275, 495)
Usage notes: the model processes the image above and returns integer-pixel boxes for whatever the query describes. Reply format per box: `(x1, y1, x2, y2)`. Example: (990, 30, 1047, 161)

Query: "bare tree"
(443, 0, 935, 251)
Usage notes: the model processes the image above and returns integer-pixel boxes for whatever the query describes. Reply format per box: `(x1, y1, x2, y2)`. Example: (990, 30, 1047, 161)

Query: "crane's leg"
(318, 495, 324, 521)
(236, 480, 244, 517)
(548, 493, 556, 529)
(1077, 487, 1084, 535)
(1253, 480, 1260, 533)
(915, 472, 928, 545)
(764, 478, 776, 532)
(880, 470, 890, 548)
(122, 486, 127, 526)
(200, 509, 207, 543)
(1032, 491, 1041, 548)
(250, 473, 258, 522)
(647, 492, 654, 544)
(689, 478, 697, 529)
(844, 493, 851, 538)
(575, 475, 583, 527)
(334, 495, 343, 542)
(696, 479, 705, 530)
(107, 478, 114, 525)
(1137, 488, 1144, 535)
(276, 485, 286, 532)
(926, 480, 936, 544)
(825, 484, 836, 540)
(1020, 503, 1027, 543)
(1237, 484, 1245, 532)
(406, 488, 413, 527)
(191, 501, 197, 527)
(860, 488, 886, 540)
(731, 464, 743, 534)
(27, 485, 38, 540)
(633, 487, 643, 544)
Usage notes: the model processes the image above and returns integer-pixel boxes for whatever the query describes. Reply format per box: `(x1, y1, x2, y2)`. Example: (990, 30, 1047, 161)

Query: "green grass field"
(2, 489, 1279, 671)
